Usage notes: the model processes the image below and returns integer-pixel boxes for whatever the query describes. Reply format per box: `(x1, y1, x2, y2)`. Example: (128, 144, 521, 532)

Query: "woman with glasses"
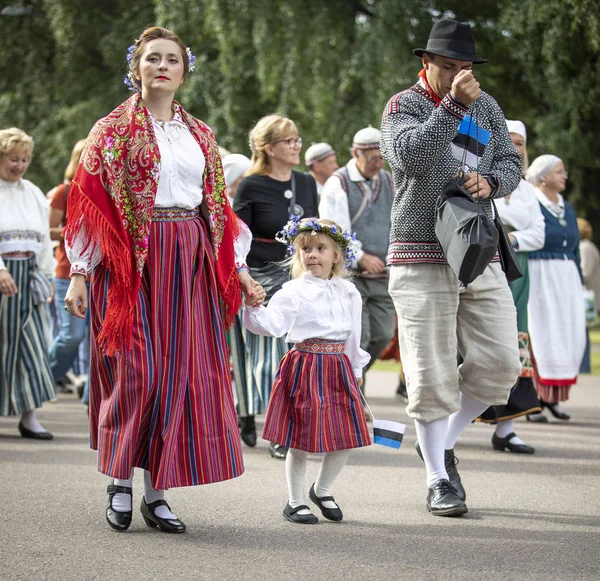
(525, 155, 586, 422)
(233, 114, 319, 458)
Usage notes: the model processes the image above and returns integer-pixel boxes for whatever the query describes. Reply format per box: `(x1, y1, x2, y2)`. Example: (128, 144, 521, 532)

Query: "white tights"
(112, 469, 176, 519)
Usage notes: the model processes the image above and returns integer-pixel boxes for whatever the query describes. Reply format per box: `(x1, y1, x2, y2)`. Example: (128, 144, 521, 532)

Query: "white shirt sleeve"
(318, 175, 364, 264)
(233, 218, 252, 269)
(66, 221, 101, 276)
(242, 287, 300, 338)
(513, 196, 545, 253)
(344, 285, 371, 377)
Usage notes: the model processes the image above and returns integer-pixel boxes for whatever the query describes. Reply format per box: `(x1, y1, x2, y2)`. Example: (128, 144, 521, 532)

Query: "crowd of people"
(0, 20, 595, 530)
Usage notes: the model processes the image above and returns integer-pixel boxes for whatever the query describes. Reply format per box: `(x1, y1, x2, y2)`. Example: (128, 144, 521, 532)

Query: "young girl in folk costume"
(243, 217, 371, 524)
(63, 27, 264, 534)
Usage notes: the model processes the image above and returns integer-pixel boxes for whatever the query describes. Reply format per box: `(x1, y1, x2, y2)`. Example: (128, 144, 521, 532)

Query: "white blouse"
(243, 273, 370, 377)
(67, 112, 251, 274)
(0, 177, 54, 276)
(495, 178, 545, 252)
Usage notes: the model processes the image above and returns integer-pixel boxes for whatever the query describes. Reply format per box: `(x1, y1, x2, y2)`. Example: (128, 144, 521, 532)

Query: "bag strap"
(334, 167, 370, 226)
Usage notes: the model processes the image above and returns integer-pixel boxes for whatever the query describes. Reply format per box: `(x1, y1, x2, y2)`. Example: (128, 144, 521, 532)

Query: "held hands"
(238, 269, 266, 307)
(358, 253, 386, 275)
(0, 269, 18, 296)
(451, 70, 481, 106)
(462, 173, 492, 199)
(64, 274, 87, 319)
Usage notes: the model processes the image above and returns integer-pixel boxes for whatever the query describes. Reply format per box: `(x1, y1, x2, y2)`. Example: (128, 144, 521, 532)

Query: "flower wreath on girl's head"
(276, 215, 358, 267)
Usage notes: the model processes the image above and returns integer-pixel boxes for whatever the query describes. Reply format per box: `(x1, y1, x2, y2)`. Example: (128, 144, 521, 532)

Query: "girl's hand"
(64, 274, 87, 319)
(0, 269, 18, 296)
(239, 269, 266, 306)
(356, 377, 363, 389)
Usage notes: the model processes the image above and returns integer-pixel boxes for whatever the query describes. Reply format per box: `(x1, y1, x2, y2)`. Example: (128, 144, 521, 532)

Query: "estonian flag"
(373, 419, 406, 450)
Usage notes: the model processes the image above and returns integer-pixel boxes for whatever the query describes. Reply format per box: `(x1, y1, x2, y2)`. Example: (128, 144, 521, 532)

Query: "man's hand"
(462, 173, 493, 199)
(451, 70, 481, 106)
(358, 253, 386, 275)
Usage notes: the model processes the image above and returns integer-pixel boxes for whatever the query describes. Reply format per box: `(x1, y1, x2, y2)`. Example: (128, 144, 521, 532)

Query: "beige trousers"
(388, 262, 521, 421)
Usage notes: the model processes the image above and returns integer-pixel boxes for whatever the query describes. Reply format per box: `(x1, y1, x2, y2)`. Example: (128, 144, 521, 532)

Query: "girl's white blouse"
(243, 273, 370, 377)
(0, 177, 54, 276)
(67, 112, 251, 274)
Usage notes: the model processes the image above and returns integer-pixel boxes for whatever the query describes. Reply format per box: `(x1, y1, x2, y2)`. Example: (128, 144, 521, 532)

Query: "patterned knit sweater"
(380, 79, 521, 265)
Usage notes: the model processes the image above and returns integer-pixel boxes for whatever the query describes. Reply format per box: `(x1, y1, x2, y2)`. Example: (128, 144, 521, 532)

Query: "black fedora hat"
(413, 19, 487, 64)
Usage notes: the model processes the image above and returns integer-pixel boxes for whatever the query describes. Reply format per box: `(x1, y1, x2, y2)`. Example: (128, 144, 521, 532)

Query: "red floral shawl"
(65, 93, 241, 356)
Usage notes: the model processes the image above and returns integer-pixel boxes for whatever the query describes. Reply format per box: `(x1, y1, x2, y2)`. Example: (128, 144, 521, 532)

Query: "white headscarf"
(506, 120, 528, 171)
(525, 154, 562, 186)
(223, 153, 251, 187)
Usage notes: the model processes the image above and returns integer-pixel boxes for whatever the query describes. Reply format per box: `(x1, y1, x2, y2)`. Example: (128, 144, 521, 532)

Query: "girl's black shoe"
(140, 497, 186, 533)
(541, 400, 571, 420)
(106, 484, 132, 531)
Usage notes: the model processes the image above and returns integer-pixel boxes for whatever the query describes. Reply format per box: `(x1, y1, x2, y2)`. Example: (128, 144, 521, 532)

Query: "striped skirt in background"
(88, 208, 244, 490)
(262, 339, 371, 453)
(0, 257, 55, 416)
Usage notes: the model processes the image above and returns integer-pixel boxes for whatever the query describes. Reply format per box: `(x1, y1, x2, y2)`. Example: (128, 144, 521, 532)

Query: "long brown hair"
(64, 139, 87, 181)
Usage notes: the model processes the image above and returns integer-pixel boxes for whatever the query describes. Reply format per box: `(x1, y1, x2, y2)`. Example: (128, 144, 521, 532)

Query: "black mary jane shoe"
(492, 432, 535, 454)
(268, 442, 288, 460)
(526, 412, 548, 423)
(427, 479, 468, 517)
(106, 484, 132, 531)
(18, 421, 53, 440)
(239, 415, 257, 448)
(415, 442, 466, 502)
(541, 400, 571, 421)
(309, 483, 343, 522)
(283, 503, 318, 524)
(140, 497, 186, 533)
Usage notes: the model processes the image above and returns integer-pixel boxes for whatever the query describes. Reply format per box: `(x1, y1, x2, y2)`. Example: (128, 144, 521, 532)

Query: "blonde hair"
(64, 139, 87, 181)
(128, 26, 190, 92)
(578, 218, 593, 241)
(247, 114, 297, 176)
(0, 127, 34, 157)
(286, 219, 350, 280)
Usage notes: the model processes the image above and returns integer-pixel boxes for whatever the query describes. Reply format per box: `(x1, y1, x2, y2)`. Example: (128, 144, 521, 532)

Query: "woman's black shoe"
(309, 483, 343, 522)
(541, 400, 571, 420)
(106, 484, 132, 531)
(140, 497, 186, 533)
(283, 503, 318, 524)
(526, 412, 548, 423)
(239, 415, 257, 447)
(18, 421, 53, 440)
(492, 432, 535, 454)
(269, 442, 288, 459)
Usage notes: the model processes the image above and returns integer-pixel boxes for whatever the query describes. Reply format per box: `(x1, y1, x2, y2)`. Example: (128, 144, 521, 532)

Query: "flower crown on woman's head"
(124, 42, 196, 92)
(276, 215, 357, 267)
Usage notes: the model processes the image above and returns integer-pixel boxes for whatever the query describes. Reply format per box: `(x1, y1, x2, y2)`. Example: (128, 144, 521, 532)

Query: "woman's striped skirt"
(88, 208, 244, 490)
(0, 257, 55, 416)
(262, 339, 371, 453)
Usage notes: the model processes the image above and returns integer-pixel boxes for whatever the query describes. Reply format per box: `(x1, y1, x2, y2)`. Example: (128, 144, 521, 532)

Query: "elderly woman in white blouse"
(0, 127, 55, 440)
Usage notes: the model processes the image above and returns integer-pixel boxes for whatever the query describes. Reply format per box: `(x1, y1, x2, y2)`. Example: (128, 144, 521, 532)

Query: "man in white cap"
(304, 143, 338, 195)
(380, 19, 522, 517)
(319, 126, 396, 395)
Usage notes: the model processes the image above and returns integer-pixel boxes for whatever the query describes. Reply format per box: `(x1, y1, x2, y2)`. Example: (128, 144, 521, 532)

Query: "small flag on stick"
(373, 419, 406, 449)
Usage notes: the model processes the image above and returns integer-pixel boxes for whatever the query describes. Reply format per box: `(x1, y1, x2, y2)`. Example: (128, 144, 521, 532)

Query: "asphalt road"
(1, 371, 599, 581)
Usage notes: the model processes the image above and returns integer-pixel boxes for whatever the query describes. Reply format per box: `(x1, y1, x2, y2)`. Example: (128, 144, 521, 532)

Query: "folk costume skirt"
(262, 339, 371, 453)
(0, 257, 55, 416)
(88, 208, 244, 490)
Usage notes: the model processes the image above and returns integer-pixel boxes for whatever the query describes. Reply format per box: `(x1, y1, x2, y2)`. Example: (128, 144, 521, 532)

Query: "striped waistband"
(152, 207, 200, 222)
(294, 339, 345, 354)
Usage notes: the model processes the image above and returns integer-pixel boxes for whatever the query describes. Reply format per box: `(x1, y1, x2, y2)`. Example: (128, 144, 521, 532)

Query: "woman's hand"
(64, 274, 87, 319)
(238, 269, 266, 307)
(356, 378, 364, 389)
(0, 269, 18, 296)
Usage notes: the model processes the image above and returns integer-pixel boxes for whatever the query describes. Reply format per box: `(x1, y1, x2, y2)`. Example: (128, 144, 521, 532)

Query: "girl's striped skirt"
(88, 208, 244, 490)
(262, 339, 371, 453)
(0, 257, 55, 416)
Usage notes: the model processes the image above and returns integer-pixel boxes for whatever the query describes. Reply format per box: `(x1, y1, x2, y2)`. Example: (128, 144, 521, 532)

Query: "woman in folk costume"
(476, 121, 544, 453)
(243, 218, 371, 524)
(64, 26, 264, 534)
(525, 154, 586, 422)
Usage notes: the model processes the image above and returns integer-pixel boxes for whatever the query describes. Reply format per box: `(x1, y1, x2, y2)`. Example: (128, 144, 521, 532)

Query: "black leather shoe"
(492, 432, 535, 454)
(541, 400, 571, 420)
(283, 503, 318, 524)
(526, 412, 548, 423)
(140, 498, 186, 533)
(239, 415, 257, 447)
(309, 483, 343, 522)
(106, 484, 132, 531)
(269, 442, 288, 459)
(18, 421, 53, 440)
(427, 479, 468, 517)
(415, 442, 466, 502)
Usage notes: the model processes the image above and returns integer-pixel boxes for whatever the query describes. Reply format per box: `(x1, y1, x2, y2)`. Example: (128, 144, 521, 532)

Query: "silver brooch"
(284, 190, 293, 200)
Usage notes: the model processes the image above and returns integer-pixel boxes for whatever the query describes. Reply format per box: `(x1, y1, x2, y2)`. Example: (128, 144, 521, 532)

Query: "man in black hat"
(380, 20, 522, 517)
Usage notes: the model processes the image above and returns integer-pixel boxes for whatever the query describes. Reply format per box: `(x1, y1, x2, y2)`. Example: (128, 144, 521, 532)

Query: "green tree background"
(1, 0, 598, 236)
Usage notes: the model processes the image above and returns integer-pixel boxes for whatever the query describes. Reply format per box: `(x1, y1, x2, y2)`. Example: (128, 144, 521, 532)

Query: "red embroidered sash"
(65, 93, 241, 356)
